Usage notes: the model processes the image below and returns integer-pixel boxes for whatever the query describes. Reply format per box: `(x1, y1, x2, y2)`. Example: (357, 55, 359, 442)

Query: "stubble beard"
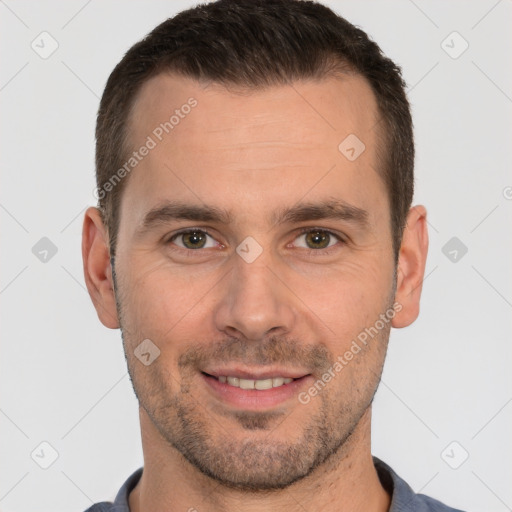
(112, 261, 392, 492)
(121, 331, 388, 492)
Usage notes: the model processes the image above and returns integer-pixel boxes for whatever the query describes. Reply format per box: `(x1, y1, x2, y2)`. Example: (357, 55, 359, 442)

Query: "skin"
(82, 72, 428, 512)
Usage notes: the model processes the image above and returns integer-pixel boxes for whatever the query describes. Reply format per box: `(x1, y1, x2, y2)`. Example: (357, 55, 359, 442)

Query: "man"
(81, 0, 464, 510)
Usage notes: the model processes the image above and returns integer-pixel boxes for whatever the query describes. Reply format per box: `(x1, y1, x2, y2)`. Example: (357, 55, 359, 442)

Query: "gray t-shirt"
(84, 456, 466, 512)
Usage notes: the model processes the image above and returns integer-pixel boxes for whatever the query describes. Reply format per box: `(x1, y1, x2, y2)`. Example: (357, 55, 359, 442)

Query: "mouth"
(204, 372, 298, 388)
(201, 369, 313, 410)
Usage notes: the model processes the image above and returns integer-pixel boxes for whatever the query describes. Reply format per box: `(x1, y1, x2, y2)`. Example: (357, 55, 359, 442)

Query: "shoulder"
(83, 504, 118, 512)
(412, 493, 467, 512)
(373, 456, 466, 512)
(81, 467, 143, 512)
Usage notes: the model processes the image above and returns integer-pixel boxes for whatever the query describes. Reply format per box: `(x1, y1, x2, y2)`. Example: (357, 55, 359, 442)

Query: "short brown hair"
(95, 0, 414, 259)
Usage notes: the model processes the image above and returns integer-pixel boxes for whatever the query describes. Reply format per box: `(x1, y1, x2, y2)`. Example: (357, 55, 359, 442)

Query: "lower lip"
(202, 373, 313, 410)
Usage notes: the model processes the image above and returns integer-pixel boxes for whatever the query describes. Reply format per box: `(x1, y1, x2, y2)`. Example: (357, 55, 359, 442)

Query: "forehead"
(128, 71, 379, 151)
(120, 72, 385, 230)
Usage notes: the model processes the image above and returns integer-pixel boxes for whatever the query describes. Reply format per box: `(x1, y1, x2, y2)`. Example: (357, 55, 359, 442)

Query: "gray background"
(1, 1, 511, 511)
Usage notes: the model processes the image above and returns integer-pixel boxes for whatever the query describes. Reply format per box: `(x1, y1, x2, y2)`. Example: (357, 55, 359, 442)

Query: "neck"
(129, 406, 390, 512)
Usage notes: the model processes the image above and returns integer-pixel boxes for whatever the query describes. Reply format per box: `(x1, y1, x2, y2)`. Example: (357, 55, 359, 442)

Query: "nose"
(212, 250, 297, 342)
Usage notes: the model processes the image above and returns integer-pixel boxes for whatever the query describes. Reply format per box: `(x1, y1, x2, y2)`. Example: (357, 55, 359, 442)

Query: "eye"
(168, 229, 220, 250)
(165, 227, 344, 257)
(292, 228, 343, 254)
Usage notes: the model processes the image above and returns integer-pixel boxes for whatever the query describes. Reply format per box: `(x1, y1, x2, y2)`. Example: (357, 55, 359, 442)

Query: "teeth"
(255, 379, 273, 390)
(239, 378, 255, 389)
(227, 376, 239, 387)
(218, 376, 294, 389)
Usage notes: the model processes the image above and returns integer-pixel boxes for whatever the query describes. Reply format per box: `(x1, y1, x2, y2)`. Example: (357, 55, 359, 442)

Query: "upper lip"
(202, 367, 310, 380)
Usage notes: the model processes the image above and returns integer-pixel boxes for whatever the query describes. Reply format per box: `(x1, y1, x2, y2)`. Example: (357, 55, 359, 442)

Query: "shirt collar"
(111, 457, 436, 512)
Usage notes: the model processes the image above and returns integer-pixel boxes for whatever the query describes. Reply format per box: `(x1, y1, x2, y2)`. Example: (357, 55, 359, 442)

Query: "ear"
(392, 205, 429, 328)
(82, 206, 120, 329)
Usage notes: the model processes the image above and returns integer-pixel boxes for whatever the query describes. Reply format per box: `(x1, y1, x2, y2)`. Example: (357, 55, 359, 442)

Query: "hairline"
(110, 66, 395, 255)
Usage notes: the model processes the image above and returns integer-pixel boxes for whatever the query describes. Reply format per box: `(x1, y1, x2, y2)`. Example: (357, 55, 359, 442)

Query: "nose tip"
(223, 324, 282, 343)
(212, 259, 296, 343)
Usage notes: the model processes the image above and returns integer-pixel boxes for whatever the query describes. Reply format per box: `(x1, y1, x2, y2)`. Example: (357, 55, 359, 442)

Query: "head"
(83, 0, 428, 492)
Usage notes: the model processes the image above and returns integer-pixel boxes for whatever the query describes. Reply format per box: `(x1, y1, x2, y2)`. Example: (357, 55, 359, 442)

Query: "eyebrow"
(136, 198, 369, 236)
(270, 199, 368, 227)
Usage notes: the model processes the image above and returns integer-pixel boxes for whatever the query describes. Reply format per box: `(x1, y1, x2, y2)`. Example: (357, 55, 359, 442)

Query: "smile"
(215, 375, 294, 389)
(201, 371, 313, 410)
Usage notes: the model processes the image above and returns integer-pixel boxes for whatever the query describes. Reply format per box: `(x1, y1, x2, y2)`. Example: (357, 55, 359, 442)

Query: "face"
(103, 73, 399, 490)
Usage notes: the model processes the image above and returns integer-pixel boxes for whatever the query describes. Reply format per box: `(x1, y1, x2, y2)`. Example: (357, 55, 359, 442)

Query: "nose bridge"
(213, 245, 296, 342)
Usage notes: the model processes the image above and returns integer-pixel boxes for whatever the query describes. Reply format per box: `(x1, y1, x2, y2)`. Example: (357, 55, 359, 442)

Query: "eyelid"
(166, 226, 346, 253)
(295, 226, 344, 241)
(167, 227, 220, 248)
(291, 227, 345, 254)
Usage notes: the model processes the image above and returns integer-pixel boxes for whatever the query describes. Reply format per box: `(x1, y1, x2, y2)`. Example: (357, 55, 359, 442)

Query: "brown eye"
(305, 230, 331, 249)
(295, 229, 340, 251)
(169, 230, 216, 250)
(182, 231, 207, 249)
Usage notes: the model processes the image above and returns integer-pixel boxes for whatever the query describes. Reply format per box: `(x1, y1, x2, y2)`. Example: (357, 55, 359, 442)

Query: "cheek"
(120, 257, 217, 350)
(303, 258, 393, 312)
(119, 241, 394, 356)
(300, 259, 393, 353)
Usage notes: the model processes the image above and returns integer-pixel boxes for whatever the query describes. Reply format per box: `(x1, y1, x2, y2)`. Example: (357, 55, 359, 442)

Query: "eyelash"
(165, 227, 345, 258)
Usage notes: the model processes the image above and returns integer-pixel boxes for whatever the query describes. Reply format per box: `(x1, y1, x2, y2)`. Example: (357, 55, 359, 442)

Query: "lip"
(202, 366, 310, 380)
(201, 371, 313, 410)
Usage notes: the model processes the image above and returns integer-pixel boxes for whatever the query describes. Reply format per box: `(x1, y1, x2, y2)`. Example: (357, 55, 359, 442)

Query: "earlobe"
(391, 205, 429, 329)
(81, 206, 120, 329)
